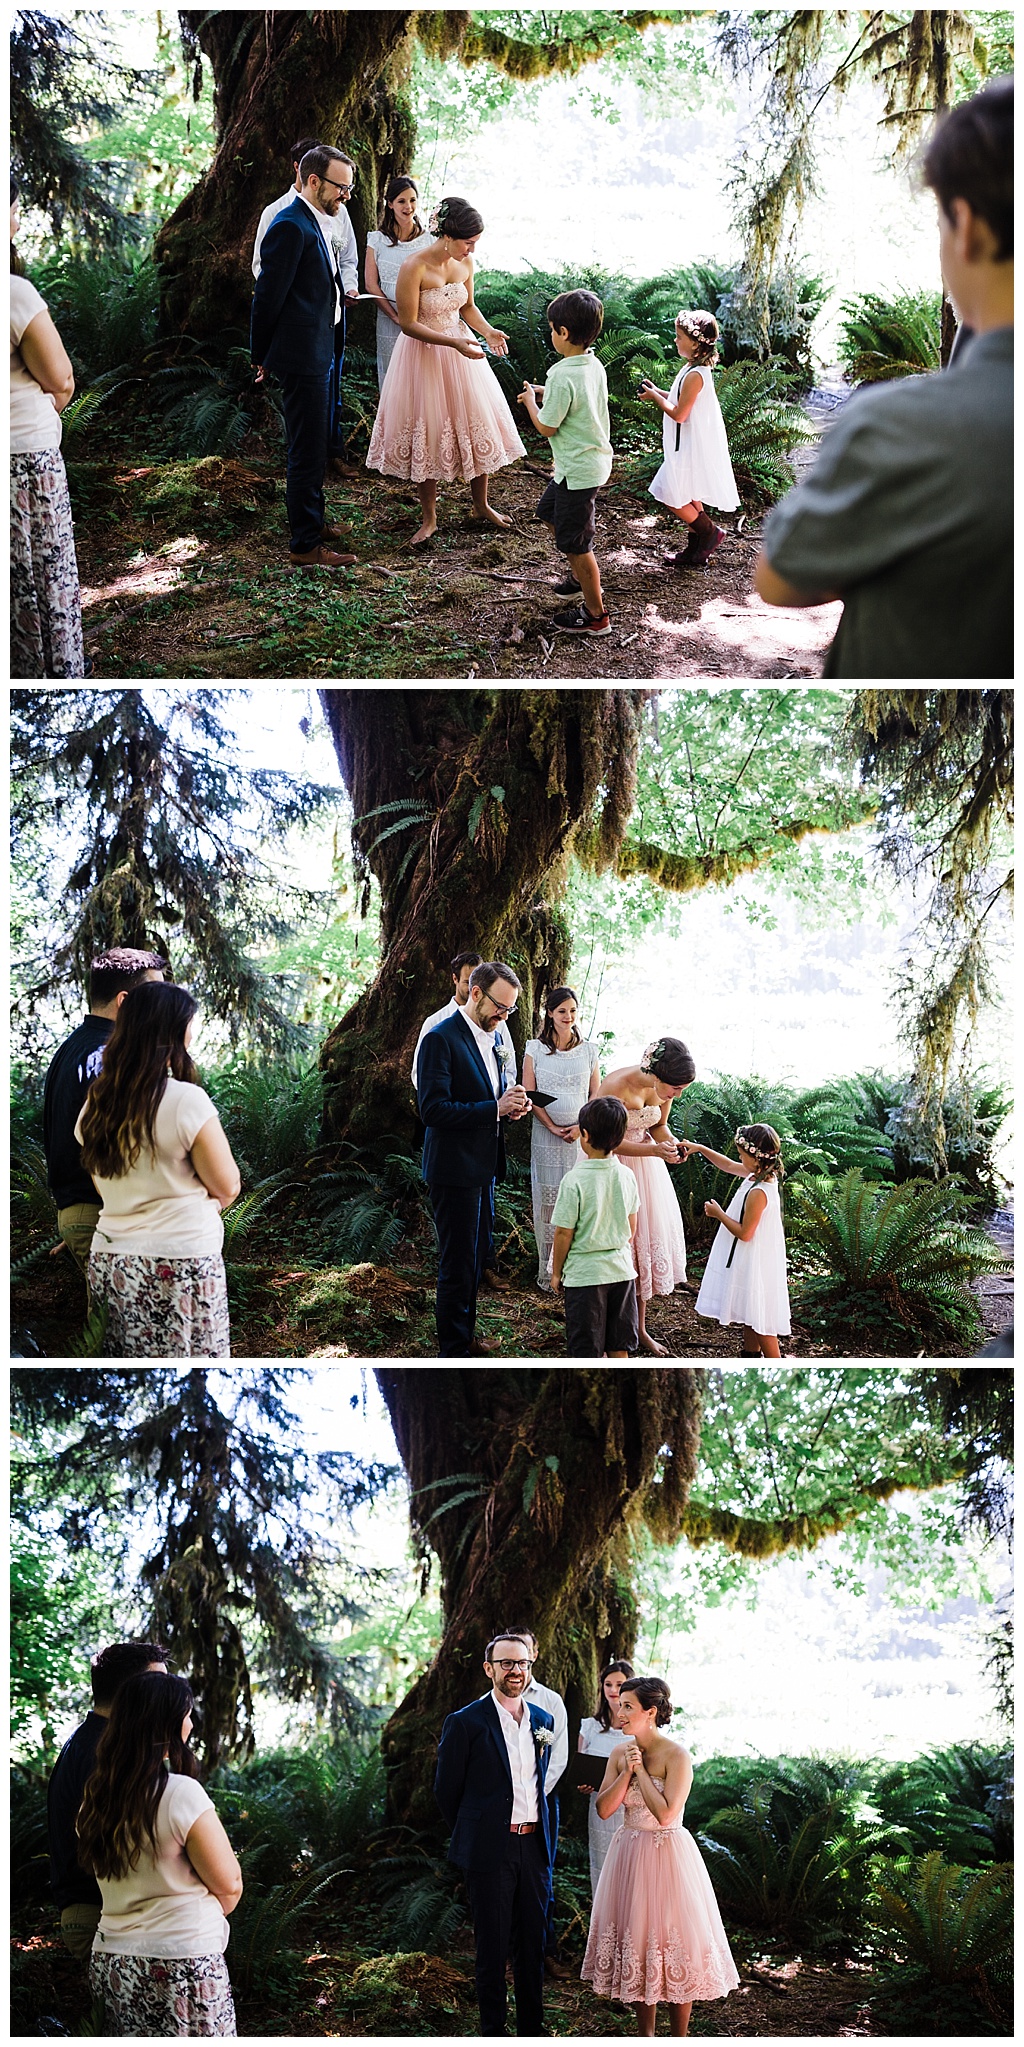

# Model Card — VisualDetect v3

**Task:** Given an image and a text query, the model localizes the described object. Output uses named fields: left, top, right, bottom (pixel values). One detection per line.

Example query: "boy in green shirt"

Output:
left=518, top=289, right=613, bottom=637
left=550, top=1096, right=639, bottom=1357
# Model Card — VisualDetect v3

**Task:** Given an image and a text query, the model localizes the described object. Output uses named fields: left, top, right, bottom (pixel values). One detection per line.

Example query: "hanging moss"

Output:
left=680, top=1462, right=966, bottom=1559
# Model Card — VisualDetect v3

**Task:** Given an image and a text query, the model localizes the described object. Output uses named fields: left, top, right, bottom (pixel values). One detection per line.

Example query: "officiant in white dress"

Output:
left=523, top=987, right=601, bottom=1293
left=577, top=1659, right=635, bottom=1894
left=364, top=175, right=435, bottom=389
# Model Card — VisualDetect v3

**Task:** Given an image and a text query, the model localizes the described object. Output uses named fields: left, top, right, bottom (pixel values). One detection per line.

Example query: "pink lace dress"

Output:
left=365, top=281, right=525, bottom=482
left=622, top=1106, right=688, bottom=1301
left=581, top=1775, right=739, bottom=2007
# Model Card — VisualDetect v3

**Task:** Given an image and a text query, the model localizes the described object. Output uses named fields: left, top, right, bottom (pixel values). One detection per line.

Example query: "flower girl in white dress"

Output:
left=684, top=1123, right=790, bottom=1357
left=638, top=308, right=739, bottom=569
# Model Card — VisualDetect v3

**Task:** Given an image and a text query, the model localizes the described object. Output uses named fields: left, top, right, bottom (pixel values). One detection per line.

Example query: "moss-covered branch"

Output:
left=680, top=1466, right=965, bottom=1559
left=455, top=11, right=684, bottom=80
left=611, top=811, right=874, bottom=893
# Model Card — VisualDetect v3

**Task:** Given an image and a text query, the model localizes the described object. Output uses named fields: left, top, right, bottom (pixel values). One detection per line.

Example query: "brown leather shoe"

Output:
left=319, top=522, right=351, bottom=544
left=467, top=1338, right=496, bottom=1356
left=288, top=544, right=357, bottom=568
left=481, top=1267, right=510, bottom=1292
left=327, top=456, right=363, bottom=480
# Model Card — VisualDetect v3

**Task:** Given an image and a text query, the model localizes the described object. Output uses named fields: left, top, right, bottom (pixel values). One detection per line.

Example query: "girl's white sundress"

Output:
left=695, top=1173, right=791, bottom=1337
left=649, top=364, right=740, bottom=512
left=526, top=1036, right=599, bottom=1289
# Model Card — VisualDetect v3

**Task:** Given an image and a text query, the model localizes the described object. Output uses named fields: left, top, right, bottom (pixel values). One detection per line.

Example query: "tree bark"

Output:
left=316, top=689, right=646, bottom=1145
left=157, top=10, right=422, bottom=338
left=374, top=1368, right=704, bottom=1831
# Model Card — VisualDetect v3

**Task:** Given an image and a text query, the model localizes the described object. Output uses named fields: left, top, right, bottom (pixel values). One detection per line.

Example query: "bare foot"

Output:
left=472, top=505, right=512, bottom=529
left=639, top=1330, right=670, bottom=1357
left=411, top=521, right=436, bottom=546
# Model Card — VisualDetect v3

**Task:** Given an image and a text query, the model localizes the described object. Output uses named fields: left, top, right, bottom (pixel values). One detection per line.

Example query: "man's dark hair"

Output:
left=470, top=961, right=521, bottom=997
left=88, top=948, right=168, bottom=1008
left=484, top=1631, right=532, bottom=1664
left=290, top=135, right=321, bottom=168
left=922, top=77, right=1013, bottom=259
left=299, top=145, right=352, bottom=186
left=547, top=288, right=604, bottom=347
left=451, top=949, right=483, bottom=975
left=90, top=1640, right=170, bottom=1709
left=579, top=1094, right=628, bottom=1154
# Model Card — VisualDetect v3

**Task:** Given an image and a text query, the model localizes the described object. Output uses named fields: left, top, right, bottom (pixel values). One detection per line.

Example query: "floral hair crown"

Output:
left=640, top=1040, right=666, bottom=1073
left=734, top=1125, right=782, bottom=1161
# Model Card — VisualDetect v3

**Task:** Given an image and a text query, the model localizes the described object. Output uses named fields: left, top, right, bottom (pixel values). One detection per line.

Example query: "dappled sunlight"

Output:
left=644, top=589, right=843, bottom=667
left=81, top=535, right=206, bottom=608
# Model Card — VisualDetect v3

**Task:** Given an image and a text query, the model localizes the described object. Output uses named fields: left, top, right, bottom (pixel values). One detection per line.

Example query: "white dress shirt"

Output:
left=411, top=998, right=516, bottom=1091
left=524, top=1677, right=568, bottom=1794
left=490, top=1692, right=540, bottom=1824
left=252, top=185, right=359, bottom=298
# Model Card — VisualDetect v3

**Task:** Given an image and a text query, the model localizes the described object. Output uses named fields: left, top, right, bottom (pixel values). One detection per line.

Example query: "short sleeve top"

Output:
left=536, top=352, right=613, bottom=490
left=93, top=1773, right=228, bottom=1957
left=10, top=274, right=63, bottom=453
left=365, top=227, right=434, bottom=304
left=75, top=1077, right=226, bottom=1256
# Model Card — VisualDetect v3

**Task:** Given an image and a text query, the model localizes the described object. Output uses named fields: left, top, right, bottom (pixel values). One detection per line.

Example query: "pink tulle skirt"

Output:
left=582, top=1825, right=740, bottom=2006
left=366, top=329, right=525, bottom=483
left=624, top=1152, right=688, bottom=1301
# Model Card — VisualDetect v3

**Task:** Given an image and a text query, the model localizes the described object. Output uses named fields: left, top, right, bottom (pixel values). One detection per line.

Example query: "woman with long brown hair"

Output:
left=364, top=174, right=434, bottom=389
left=77, top=1671, right=242, bottom=2035
left=76, top=980, right=241, bottom=1356
left=576, top=1657, right=635, bottom=1894
left=523, top=986, right=601, bottom=1291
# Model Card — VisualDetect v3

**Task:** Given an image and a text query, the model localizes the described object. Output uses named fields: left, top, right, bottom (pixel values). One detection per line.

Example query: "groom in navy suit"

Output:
left=250, top=144, right=357, bottom=568
left=435, top=1632, right=554, bottom=2037
left=417, top=962, right=531, bottom=1357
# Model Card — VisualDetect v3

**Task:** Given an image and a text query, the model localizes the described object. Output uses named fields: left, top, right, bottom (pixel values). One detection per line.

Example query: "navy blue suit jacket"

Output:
left=418, top=1010, right=508, bottom=1189
left=250, top=196, right=338, bottom=377
left=435, top=1694, right=554, bottom=1873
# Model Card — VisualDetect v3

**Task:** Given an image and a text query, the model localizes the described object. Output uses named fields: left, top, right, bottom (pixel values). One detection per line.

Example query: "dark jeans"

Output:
left=276, top=367, right=331, bottom=553
left=430, top=1182, right=490, bottom=1356
left=464, top=1830, right=548, bottom=2036
left=328, top=300, right=348, bottom=459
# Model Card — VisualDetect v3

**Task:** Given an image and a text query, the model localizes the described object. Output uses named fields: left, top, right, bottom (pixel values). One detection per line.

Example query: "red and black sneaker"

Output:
left=552, top=602, right=612, bottom=637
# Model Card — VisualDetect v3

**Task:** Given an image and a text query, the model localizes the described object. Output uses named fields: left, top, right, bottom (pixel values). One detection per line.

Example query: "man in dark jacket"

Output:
left=251, top=144, right=359, bottom=568
left=416, top=962, right=531, bottom=1356
left=47, top=1639, right=168, bottom=1957
left=435, top=1633, right=554, bottom=2037
left=42, top=947, right=167, bottom=1273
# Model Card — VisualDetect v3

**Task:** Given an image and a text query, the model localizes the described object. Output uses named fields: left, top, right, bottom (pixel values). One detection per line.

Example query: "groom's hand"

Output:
left=499, top=1083, right=530, bottom=1119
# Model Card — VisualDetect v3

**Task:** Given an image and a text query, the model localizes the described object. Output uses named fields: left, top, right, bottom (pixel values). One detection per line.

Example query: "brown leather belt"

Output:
left=509, top=1821, right=538, bottom=1834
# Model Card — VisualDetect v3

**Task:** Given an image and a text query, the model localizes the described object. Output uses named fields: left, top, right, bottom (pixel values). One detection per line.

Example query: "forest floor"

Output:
left=14, top=1222, right=994, bottom=1362
left=72, top=449, right=840, bottom=684
left=11, top=1909, right=987, bottom=2038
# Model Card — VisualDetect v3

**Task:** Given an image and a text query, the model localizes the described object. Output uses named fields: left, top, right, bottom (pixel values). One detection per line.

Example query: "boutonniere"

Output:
left=532, top=1724, right=554, bottom=1750
left=494, top=1038, right=511, bottom=1085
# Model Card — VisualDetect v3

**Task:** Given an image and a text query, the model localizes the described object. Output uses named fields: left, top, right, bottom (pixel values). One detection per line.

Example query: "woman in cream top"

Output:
left=10, top=177, right=85, bottom=676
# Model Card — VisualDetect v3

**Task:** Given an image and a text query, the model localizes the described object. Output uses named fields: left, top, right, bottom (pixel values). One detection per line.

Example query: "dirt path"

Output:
left=75, top=443, right=841, bottom=683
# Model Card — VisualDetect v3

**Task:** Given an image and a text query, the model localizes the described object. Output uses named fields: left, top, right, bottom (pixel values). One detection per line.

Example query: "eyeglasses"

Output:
left=493, top=1658, right=533, bottom=1671
left=321, top=174, right=354, bottom=196
left=485, top=999, right=517, bottom=1018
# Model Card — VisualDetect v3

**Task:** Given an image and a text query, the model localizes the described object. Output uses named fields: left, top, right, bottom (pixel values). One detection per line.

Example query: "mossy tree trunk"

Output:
left=374, top=1368, right=704, bottom=1831
left=157, top=9, right=424, bottom=338
left=317, top=689, right=646, bottom=1146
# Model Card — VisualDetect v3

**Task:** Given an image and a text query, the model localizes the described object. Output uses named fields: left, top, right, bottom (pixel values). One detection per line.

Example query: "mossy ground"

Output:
left=71, top=452, right=841, bottom=682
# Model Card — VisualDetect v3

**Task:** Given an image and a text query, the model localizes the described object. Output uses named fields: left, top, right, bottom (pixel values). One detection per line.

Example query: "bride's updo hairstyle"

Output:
left=619, top=1676, right=673, bottom=1726
left=640, top=1037, right=696, bottom=1087
left=432, top=196, right=484, bottom=240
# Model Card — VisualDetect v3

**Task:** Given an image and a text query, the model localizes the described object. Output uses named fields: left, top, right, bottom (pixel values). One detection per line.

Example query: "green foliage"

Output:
left=712, top=358, right=816, bottom=507
left=10, top=1533, right=98, bottom=1749
left=11, top=1135, right=59, bottom=1263
left=669, top=1072, right=831, bottom=1229
left=214, top=1740, right=385, bottom=1870
left=865, top=1851, right=1013, bottom=2026
left=26, top=248, right=160, bottom=385
left=205, top=1057, right=323, bottom=1186
left=789, top=1169, right=1003, bottom=1353
left=696, top=1755, right=898, bottom=1947
left=11, top=9, right=152, bottom=249
left=838, top=289, right=941, bottom=383
left=873, top=1746, right=1014, bottom=1868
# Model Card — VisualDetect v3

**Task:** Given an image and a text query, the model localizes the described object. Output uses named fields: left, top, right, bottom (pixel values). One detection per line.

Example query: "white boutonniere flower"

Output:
left=495, top=1039, right=511, bottom=1086
left=533, top=1724, right=554, bottom=1750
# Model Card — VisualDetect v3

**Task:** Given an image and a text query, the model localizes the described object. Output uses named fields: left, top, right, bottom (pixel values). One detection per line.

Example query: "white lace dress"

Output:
left=579, top=1718, right=627, bottom=1895
left=365, top=227, right=434, bottom=388
left=527, top=1037, right=599, bottom=1290
left=581, top=1775, right=740, bottom=2006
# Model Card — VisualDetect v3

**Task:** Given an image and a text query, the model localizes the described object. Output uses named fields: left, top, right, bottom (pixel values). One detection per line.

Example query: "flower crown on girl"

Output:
left=675, top=309, right=720, bottom=366
left=734, top=1124, right=785, bottom=1180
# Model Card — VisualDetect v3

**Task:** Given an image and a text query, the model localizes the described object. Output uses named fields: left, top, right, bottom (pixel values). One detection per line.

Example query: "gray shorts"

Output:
left=564, top=1278, right=638, bottom=1356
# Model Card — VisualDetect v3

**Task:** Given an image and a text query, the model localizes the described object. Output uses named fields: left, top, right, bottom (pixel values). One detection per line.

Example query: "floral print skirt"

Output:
left=10, top=447, right=85, bottom=677
left=90, top=1951, right=236, bottom=2036
left=89, top=1251, right=231, bottom=1358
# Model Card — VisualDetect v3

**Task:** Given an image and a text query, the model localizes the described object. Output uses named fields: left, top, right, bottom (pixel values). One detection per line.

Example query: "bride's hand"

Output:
left=453, top=335, right=485, bottom=358
left=625, top=1741, right=643, bottom=1773
left=487, top=327, right=510, bottom=357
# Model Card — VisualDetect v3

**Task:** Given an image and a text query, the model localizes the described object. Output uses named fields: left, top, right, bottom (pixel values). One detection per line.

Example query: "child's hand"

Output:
left=678, top=1140, right=699, bottom=1160
left=705, top=1199, right=723, bottom=1220
left=518, top=381, right=538, bottom=408
left=637, top=380, right=661, bottom=402
left=551, top=1273, right=564, bottom=1293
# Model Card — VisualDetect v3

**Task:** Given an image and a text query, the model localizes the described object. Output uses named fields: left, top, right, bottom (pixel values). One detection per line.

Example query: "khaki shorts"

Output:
left=60, top=1901, right=101, bottom=1960
left=57, top=1203, right=101, bottom=1274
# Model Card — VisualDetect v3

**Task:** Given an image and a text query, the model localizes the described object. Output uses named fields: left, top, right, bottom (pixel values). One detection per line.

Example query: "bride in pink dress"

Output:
left=365, top=194, right=525, bottom=545
left=582, top=1676, right=739, bottom=2037
left=599, top=1037, right=692, bottom=1355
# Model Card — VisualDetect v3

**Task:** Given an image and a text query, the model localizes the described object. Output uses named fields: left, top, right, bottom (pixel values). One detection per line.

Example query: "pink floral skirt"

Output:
left=89, top=1951, right=236, bottom=2035
left=582, top=1824, right=739, bottom=2006
left=366, top=329, right=525, bottom=482
left=88, top=1252, right=231, bottom=1358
